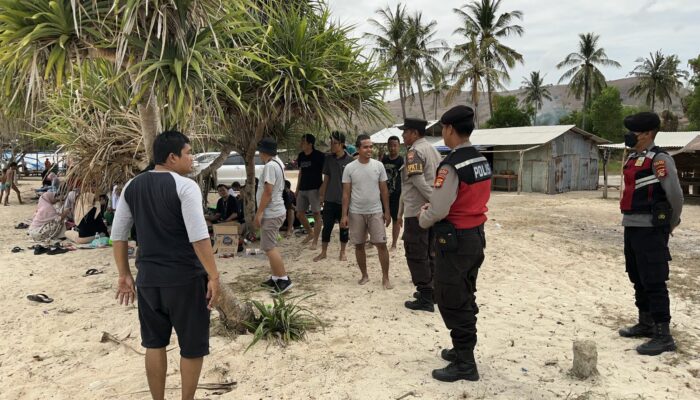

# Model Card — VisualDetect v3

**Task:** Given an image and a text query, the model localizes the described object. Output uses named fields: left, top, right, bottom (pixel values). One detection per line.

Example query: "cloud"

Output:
left=327, top=0, right=700, bottom=97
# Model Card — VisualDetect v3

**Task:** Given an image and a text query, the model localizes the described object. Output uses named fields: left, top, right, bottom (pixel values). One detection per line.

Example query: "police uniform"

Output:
left=399, top=118, right=442, bottom=312
left=618, top=112, right=683, bottom=356
left=419, top=106, right=491, bottom=382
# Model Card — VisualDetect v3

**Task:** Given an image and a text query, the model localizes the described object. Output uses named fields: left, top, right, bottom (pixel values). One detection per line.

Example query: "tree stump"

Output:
left=215, top=284, right=254, bottom=334
left=571, top=340, right=598, bottom=379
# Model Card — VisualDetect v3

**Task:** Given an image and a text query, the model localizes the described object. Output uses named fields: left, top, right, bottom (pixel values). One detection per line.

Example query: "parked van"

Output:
left=192, top=152, right=266, bottom=186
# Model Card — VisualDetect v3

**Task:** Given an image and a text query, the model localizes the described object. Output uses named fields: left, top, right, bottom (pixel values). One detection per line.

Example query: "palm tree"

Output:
left=365, top=4, right=411, bottom=119
left=446, top=36, right=505, bottom=127
left=628, top=51, right=689, bottom=111
left=425, top=65, right=451, bottom=120
left=521, top=71, right=552, bottom=125
left=453, top=0, right=524, bottom=118
left=404, top=12, right=448, bottom=120
left=557, top=33, right=621, bottom=130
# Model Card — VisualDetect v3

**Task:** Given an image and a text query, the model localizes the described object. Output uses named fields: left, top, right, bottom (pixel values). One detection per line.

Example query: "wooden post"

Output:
left=602, top=148, right=609, bottom=199
left=517, top=150, right=524, bottom=195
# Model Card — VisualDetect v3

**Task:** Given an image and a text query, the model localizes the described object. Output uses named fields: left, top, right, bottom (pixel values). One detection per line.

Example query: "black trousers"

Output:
left=624, top=226, right=671, bottom=323
left=434, top=225, right=485, bottom=352
left=321, top=201, right=349, bottom=243
left=403, top=217, right=435, bottom=295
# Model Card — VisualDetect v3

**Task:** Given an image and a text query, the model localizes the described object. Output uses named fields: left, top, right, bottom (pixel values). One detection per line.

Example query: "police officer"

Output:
left=399, top=117, right=442, bottom=312
left=418, top=106, right=491, bottom=382
left=618, top=112, right=683, bottom=356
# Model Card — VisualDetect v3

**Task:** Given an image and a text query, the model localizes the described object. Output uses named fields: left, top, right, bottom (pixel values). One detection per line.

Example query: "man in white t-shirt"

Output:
left=341, top=134, right=393, bottom=289
left=255, top=137, right=293, bottom=294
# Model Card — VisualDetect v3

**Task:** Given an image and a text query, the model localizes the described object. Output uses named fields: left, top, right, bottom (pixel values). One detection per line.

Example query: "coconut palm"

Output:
left=425, top=65, right=451, bottom=120
left=446, top=36, right=505, bottom=127
left=557, top=33, right=621, bottom=129
left=453, top=0, right=524, bottom=117
left=521, top=71, right=552, bottom=125
left=365, top=4, right=411, bottom=119
left=404, top=12, right=448, bottom=120
left=628, top=51, right=689, bottom=111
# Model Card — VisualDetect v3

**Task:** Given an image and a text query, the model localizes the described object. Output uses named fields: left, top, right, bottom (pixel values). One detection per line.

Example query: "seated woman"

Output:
left=65, top=194, right=109, bottom=244
left=28, top=192, right=65, bottom=243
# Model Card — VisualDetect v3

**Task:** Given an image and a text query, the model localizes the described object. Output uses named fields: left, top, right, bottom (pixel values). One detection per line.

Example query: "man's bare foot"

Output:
left=358, top=276, right=369, bottom=285
left=390, top=245, right=397, bottom=252
left=338, top=252, right=347, bottom=261
left=301, top=235, right=313, bottom=244
left=382, top=279, right=393, bottom=290
left=313, top=253, right=327, bottom=262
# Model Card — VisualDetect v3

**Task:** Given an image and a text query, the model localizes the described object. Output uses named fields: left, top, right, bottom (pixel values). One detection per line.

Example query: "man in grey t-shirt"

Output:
left=341, top=134, right=392, bottom=289
left=255, top=137, right=293, bottom=294
left=314, top=131, right=353, bottom=262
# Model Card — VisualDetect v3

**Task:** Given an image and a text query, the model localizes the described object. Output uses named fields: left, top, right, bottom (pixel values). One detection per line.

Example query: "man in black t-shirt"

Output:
left=382, top=135, right=404, bottom=251
left=111, top=130, right=221, bottom=400
left=206, top=184, right=241, bottom=225
left=295, top=134, right=325, bottom=249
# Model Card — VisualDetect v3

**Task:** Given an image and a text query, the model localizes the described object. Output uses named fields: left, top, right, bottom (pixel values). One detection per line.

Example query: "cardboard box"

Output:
left=212, top=222, right=240, bottom=256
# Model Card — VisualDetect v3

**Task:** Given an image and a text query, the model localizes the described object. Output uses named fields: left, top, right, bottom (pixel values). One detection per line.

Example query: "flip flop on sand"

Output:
left=33, top=246, right=48, bottom=255
left=84, top=268, right=103, bottom=276
left=14, top=223, right=29, bottom=229
left=11, top=246, right=24, bottom=253
left=47, top=247, right=69, bottom=255
left=27, top=293, right=54, bottom=303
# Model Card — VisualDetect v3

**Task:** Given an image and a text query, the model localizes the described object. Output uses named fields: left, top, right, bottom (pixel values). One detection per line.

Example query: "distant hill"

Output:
left=350, top=77, right=688, bottom=134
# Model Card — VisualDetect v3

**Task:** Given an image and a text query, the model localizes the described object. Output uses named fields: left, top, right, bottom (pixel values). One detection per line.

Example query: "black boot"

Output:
left=619, top=311, right=654, bottom=338
left=405, top=291, right=434, bottom=312
left=432, top=350, right=479, bottom=382
left=440, top=348, right=457, bottom=362
left=636, top=323, right=676, bottom=356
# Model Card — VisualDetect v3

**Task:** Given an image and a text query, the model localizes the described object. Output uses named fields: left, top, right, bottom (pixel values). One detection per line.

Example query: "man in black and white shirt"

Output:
left=111, top=130, right=221, bottom=400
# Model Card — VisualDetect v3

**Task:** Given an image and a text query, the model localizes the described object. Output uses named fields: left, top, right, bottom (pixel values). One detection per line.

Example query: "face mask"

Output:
left=624, top=132, right=638, bottom=148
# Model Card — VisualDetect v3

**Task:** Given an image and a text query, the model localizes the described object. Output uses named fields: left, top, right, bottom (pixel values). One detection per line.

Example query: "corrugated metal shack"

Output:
left=435, top=125, right=609, bottom=194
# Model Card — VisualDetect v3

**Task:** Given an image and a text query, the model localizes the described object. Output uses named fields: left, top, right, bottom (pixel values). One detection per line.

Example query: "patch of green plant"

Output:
left=244, top=293, right=323, bottom=351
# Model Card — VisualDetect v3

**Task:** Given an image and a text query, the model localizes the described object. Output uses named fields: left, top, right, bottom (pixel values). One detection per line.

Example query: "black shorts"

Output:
left=389, top=193, right=401, bottom=221
left=137, top=276, right=210, bottom=358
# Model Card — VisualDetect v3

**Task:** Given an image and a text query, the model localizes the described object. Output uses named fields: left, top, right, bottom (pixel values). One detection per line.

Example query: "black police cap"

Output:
left=624, top=112, right=660, bottom=133
left=397, top=117, right=428, bottom=132
left=440, top=105, right=475, bottom=126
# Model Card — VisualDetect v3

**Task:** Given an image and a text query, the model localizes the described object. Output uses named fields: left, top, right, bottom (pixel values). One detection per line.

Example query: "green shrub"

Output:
left=244, top=293, right=323, bottom=351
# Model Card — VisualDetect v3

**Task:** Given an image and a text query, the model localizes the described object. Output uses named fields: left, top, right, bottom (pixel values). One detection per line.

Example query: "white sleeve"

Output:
left=263, top=163, right=278, bottom=185
left=378, top=161, right=388, bottom=182
left=174, top=174, right=210, bottom=243
left=342, top=163, right=352, bottom=183
left=110, top=180, right=134, bottom=241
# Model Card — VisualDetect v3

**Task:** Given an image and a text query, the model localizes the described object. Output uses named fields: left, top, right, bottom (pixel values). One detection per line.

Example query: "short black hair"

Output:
left=153, top=130, right=190, bottom=165
left=356, top=134, right=371, bottom=148
left=330, top=131, right=346, bottom=144
left=387, top=135, right=400, bottom=144
left=231, top=182, right=241, bottom=189
left=217, top=184, right=228, bottom=190
left=285, top=180, right=291, bottom=189
left=9, top=161, right=18, bottom=168
left=302, top=134, right=316, bottom=146
left=98, top=194, right=109, bottom=202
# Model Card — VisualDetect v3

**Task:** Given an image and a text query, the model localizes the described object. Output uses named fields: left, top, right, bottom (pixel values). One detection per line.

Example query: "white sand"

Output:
left=1, top=180, right=699, bottom=399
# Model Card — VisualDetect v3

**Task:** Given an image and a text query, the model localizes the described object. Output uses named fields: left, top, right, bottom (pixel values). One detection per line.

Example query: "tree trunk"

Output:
left=138, top=92, right=162, bottom=164
left=194, top=144, right=235, bottom=206
left=487, top=79, right=494, bottom=118
left=417, top=76, right=427, bottom=120
left=240, top=123, right=267, bottom=237
left=651, top=86, right=656, bottom=112
left=398, top=78, right=407, bottom=120
left=434, top=91, right=438, bottom=120
left=215, top=284, right=254, bottom=334
left=471, top=80, right=479, bottom=127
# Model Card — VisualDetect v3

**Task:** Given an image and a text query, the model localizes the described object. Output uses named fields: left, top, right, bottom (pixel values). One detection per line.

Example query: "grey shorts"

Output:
left=296, top=189, right=321, bottom=213
left=261, top=215, right=286, bottom=251
left=349, top=212, right=387, bottom=245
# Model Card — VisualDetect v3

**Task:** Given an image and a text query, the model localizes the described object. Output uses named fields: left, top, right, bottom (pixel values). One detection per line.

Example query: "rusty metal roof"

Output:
left=431, top=125, right=608, bottom=147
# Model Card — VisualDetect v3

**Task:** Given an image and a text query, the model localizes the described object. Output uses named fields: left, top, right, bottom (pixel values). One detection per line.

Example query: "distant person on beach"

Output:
left=340, top=134, right=392, bottom=289
left=256, top=137, right=293, bottom=294
left=313, top=131, right=352, bottom=262
left=283, top=180, right=297, bottom=237
left=418, top=106, right=491, bottom=382
left=381, top=135, right=404, bottom=251
left=111, top=130, right=221, bottom=400
left=205, top=184, right=241, bottom=225
left=2, top=162, right=23, bottom=206
left=294, top=134, right=325, bottom=248
left=617, top=112, right=683, bottom=356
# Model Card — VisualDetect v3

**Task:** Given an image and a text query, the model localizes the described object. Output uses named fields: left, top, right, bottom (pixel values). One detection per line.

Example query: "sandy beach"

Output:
left=1, top=179, right=699, bottom=400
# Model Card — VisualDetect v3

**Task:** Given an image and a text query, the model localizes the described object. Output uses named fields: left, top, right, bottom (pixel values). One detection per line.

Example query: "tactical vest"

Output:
left=620, top=146, right=668, bottom=214
left=439, top=146, right=492, bottom=229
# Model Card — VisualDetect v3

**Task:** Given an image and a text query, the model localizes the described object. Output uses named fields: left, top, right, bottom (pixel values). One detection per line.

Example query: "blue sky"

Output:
left=327, top=0, right=700, bottom=98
